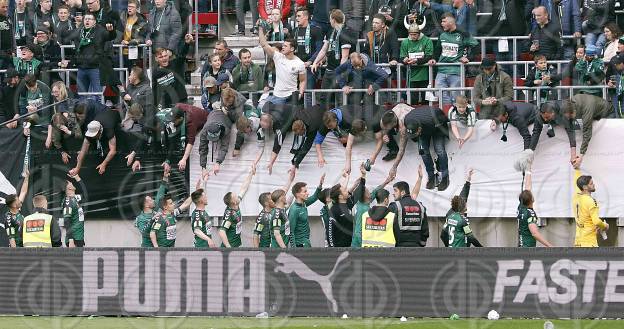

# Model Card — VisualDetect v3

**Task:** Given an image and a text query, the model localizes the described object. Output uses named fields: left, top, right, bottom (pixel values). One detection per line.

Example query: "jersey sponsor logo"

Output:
left=441, top=42, right=459, bottom=58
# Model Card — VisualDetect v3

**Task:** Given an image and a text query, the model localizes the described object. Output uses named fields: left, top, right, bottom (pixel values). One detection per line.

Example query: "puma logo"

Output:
left=274, top=251, right=349, bottom=313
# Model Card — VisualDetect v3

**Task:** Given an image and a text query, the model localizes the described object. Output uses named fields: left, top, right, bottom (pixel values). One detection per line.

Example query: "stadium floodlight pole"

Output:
left=0, top=99, right=69, bottom=128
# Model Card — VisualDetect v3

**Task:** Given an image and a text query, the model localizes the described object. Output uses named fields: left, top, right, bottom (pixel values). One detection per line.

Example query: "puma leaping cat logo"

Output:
left=274, top=251, right=349, bottom=313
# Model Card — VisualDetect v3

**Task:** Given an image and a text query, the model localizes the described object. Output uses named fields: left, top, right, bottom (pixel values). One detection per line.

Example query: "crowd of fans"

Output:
left=0, top=0, right=619, bottom=249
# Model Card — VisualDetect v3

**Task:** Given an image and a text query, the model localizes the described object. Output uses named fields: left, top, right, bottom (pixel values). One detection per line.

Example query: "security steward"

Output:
left=388, top=181, right=429, bottom=247
left=361, top=189, right=399, bottom=247
left=22, top=195, right=62, bottom=247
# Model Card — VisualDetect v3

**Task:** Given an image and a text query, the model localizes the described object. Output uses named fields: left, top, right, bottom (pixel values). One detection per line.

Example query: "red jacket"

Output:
left=175, top=103, right=208, bottom=146
left=258, top=0, right=292, bottom=20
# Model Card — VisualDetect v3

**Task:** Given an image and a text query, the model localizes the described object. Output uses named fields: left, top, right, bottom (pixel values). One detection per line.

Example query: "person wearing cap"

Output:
left=0, top=69, right=24, bottom=126
left=608, top=54, right=624, bottom=118
left=69, top=109, right=122, bottom=177
left=389, top=105, right=450, bottom=191
left=198, top=107, right=235, bottom=177
left=400, top=23, right=433, bottom=105
left=575, top=44, right=605, bottom=96
left=18, top=74, right=51, bottom=125
left=561, top=94, right=613, bottom=168
left=201, top=75, right=222, bottom=112
left=472, top=57, right=513, bottom=120
left=34, top=25, right=62, bottom=84
left=491, top=101, right=536, bottom=150
left=12, top=43, right=42, bottom=77
left=529, top=101, right=574, bottom=162
left=152, top=33, right=194, bottom=110
left=528, top=6, right=561, bottom=60
left=428, top=13, right=478, bottom=108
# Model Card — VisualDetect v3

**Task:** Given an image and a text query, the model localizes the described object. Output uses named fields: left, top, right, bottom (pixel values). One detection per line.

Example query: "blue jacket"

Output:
left=335, top=54, right=389, bottom=90
left=559, top=0, right=582, bottom=35
left=430, top=2, right=477, bottom=36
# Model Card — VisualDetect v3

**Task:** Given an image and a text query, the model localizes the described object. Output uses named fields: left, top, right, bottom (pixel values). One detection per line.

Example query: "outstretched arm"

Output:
left=238, top=165, right=257, bottom=200
left=17, top=170, right=30, bottom=204
left=388, top=130, right=408, bottom=179
left=525, top=169, right=532, bottom=191
left=369, top=132, right=384, bottom=165
left=529, top=223, right=552, bottom=247
left=410, top=165, right=423, bottom=200
left=258, top=26, right=276, bottom=58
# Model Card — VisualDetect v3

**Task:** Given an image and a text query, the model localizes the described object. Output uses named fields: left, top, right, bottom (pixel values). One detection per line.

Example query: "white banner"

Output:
left=190, top=119, right=624, bottom=218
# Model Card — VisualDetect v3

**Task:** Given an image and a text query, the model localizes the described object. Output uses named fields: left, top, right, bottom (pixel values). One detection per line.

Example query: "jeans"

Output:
left=417, top=132, right=448, bottom=178
left=434, top=73, right=461, bottom=108
left=584, top=32, right=606, bottom=50
left=265, top=94, right=289, bottom=105
left=236, top=0, right=258, bottom=33
left=77, top=68, right=102, bottom=102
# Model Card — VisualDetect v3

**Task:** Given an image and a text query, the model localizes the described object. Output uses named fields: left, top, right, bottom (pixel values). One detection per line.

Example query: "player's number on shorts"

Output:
left=449, top=226, right=456, bottom=244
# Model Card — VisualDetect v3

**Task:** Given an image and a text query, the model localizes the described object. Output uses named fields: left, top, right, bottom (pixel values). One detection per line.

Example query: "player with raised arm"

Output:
left=63, top=175, right=86, bottom=247
left=441, top=169, right=483, bottom=248
left=5, top=170, right=30, bottom=248
left=191, top=178, right=216, bottom=248
left=517, top=168, right=553, bottom=247
left=149, top=187, right=193, bottom=248
left=270, top=170, right=298, bottom=248
left=219, top=165, right=257, bottom=248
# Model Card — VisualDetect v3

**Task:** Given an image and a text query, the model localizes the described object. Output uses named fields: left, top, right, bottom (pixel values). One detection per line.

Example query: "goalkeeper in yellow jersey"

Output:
left=573, top=170, right=609, bottom=247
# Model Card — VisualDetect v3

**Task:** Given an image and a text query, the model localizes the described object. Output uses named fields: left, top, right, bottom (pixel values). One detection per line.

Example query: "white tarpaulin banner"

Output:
left=190, top=119, right=624, bottom=218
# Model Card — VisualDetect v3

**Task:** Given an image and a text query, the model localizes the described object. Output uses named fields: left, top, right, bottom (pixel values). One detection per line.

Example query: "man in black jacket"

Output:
left=528, top=6, right=561, bottom=60
left=492, top=102, right=536, bottom=150
left=152, top=34, right=193, bottom=110
left=260, top=103, right=296, bottom=174
left=388, top=180, right=429, bottom=247
left=328, top=180, right=356, bottom=247
left=34, top=25, right=62, bottom=85
left=290, top=104, right=326, bottom=171
left=63, top=12, right=116, bottom=101
left=0, top=69, right=24, bottom=125
left=363, top=13, right=399, bottom=66
left=530, top=101, right=576, bottom=156
left=85, top=0, right=122, bottom=94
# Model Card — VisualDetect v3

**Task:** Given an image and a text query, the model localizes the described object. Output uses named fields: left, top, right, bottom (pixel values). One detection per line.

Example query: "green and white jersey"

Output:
left=270, top=207, right=290, bottom=248
left=5, top=211, right=25, bottom=247
left=63, top=195, right=85, bottom=243
left=191, top=209, right=213, bottom=247
left=254, top=209, right=273, bottom=248
left=437, top=30, right=478, bottom=75
left=445, top=212, right=472, bottom=248
left=517, top=205, right=538, bottom=247
left=151, top=212, right=177, bottom=247
left=220, top=204, right=242, bottom=248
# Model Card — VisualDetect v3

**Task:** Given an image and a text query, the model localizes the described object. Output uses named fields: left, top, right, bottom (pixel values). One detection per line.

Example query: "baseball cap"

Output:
left=204, top=122, right=223, bottom=141
left=204, top=76, right=217, bottom=88
left=36, top=25, right=50, bottom=34
left=585, top=44, right=599, bottom=56
left=481, top=57, right=496, bottom=68
left=4, top=68, right=19, bottom=80
left=85, top=120, right=102, bottom=138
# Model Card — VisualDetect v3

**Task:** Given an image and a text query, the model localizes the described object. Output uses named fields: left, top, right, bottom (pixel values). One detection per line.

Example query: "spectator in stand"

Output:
left=0, top=69, right=26, bottom=126
left=146, top=0, right=182, bottom=55
left=420, top=0, right=477, bottom=36
left=14, top=0, right=34, bottom=47
left=529, top=6, right=561, bottom=60
left=34, top=26, right=62, bottom=85
left=233, top=0, right=260, bottom=36
left=122, top=66, right=153, bottom=129
left=85, top=0, right=122, bottom=96
left=12, top=43, right=42, bottom=78
left=258, top=0, right=290, bottom=24
left=201, top=40, right=240, bottom=82
left=258, top=28, right=306, bottom=105
left=564, top=44, right=585, bottom=87
left=340, top=0, right=365, bottom=38
left=311, top=0, right=338, bottom=36
left=576, top=44, right=605, bottom=96
left=54, top=4, right=75, bottom=43
left=50, top=111, right=83, bottom=163
left=335, top=52, right=389, bottom=107
left=311, top=9, right=355, bottom=107
left=448, top=95, right=476, bottom=148
left=261, top=8, right=288, bottom=42
left=18, top=74, right=51, bottom=125
left=472, top=58, right=512, bottom=120
left=290, top=7, right=323, bottom=108
left=34, top=0, right=54, bottom=31
left=50, top=81, right=78, bottom=114
left=582, top=0, right=615, bottom=50
left=366, top=0, right=408, bottom=39
left=65, top=0, right=85, bottom=18
left=74, top=99, right=107, bottom=132
left=69, top=109, right=123, bottom=176
left=232, top=48, right=264, bottom=104
left=524, top=54, right=560, bottom=103
left=602, top=23, right=621, bottom=63
left=202, top=53, right=232, bottom=87
left=491, top=102, right=537, bottom=150
left=118, top=0, right=148, bottom=68
left=608, top=55, right=624, bottom=118
left=400, top=23, right=433, bottom=105
left=563, top=94, right=614, bottom=168
left=363, top=14, right=399, bottom=67
left=62, top=12, right=115, bottom=101
left=199, top=107, right=235, bottom=176
left=549, top=0, right=582, bottom=59
left=487, top=0, right=527, bottom=61
left=525, top=0, right=560, bottom=32
left=429, top=14, right=477, bottom=108
left=0, top=0, right=11, bottom=70
left=152, top=34, right=193, bottom=110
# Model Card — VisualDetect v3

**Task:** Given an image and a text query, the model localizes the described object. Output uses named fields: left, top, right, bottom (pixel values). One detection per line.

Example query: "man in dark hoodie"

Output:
left=198, top=107, right=234, bottom=178
left=388, top=180, right=429, bottom=247
left=289, top=104, right=327, bottom=171
left=491, top=101, right=537, bottom=150
left=360, top=189, right=398, bottom=248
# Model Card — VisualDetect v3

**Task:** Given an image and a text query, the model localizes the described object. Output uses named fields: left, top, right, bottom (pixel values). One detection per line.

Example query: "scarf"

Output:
left=77, top=27, right=93, bottom=52
left=296, top=24, right=311, bottom=54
